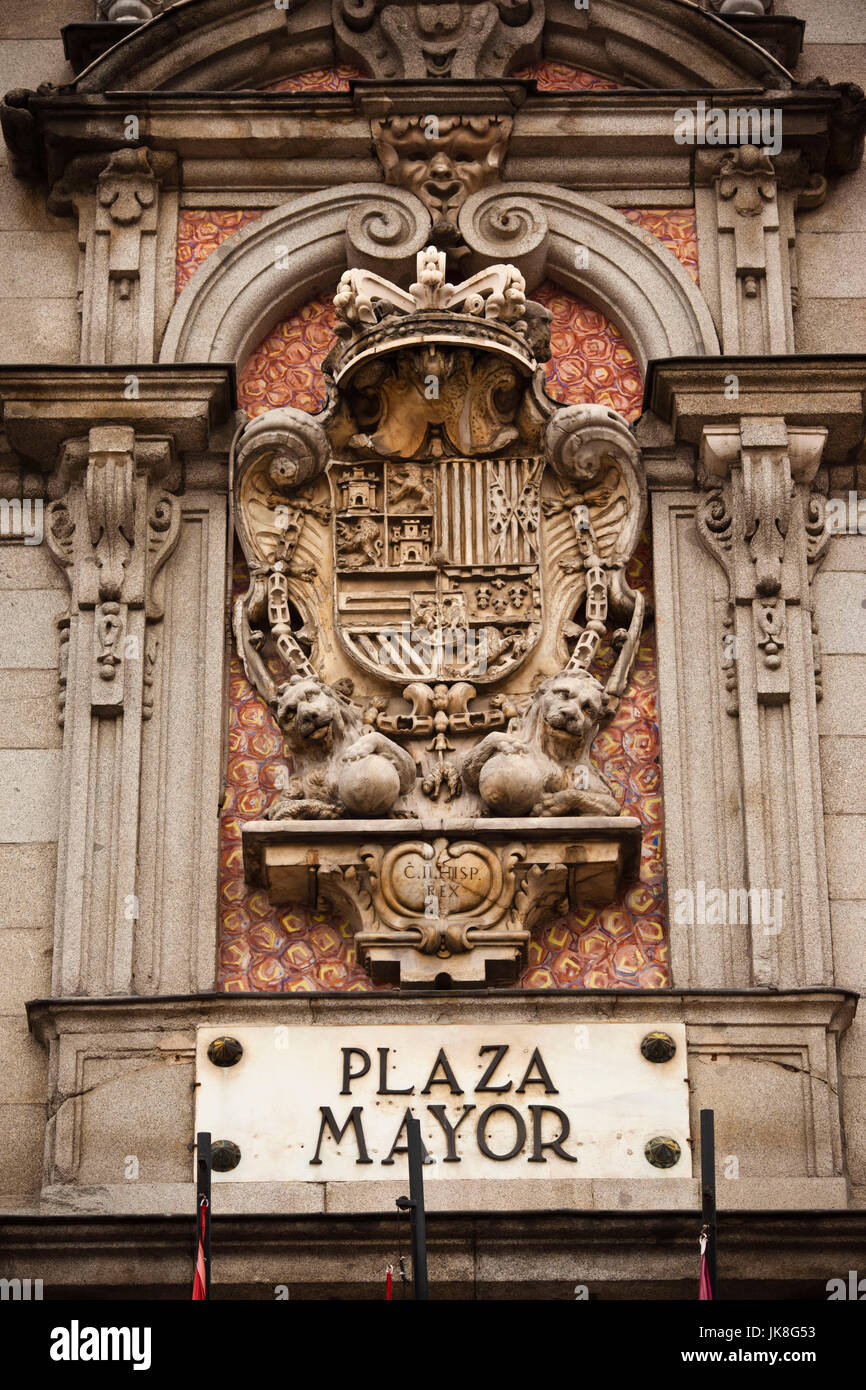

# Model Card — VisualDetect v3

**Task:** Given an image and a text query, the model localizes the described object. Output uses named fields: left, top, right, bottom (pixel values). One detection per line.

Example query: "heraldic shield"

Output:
left=330, top=455, right=543, bottom=685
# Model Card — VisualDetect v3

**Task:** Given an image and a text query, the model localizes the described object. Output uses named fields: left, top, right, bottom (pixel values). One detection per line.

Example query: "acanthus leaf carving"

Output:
left=741, top=445, right=793, bottom=598
left=45, top=426, right=182, bottom=718
left=697, top=421, right=829, bottom=710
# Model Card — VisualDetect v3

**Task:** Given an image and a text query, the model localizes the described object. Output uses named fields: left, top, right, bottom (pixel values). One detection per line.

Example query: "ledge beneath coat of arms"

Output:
left=242, top=815, right=642, bottom=985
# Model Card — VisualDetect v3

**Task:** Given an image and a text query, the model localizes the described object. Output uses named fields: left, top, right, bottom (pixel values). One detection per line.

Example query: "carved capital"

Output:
left=718, top=144, right=776, bottom=219
left=716, top=144, right=779, bottom=284
left=45, top=426, right=181, bottom=715
left=97, top=148, right=157, bottom=227
left=697, top=419, right=828, bottom=705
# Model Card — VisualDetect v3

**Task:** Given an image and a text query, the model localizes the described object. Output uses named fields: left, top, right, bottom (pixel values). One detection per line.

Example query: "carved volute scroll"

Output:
left=235, top=243, right=647, bottom=984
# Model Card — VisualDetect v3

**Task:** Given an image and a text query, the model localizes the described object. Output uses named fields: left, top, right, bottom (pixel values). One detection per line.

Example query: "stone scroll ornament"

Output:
left=234, top=243, right=647, bottom=984
left=332, top=0, right=544, bottom=81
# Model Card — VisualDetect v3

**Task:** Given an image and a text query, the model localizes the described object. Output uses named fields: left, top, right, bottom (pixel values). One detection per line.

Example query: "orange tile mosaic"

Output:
left=175, top=210, right=265, bottom=299
left=533, top=282, right=644, bottom=421
left=512, top=61, right=622, bottom=91
left=624, top=208, right=700, bottom=285
left=260, top=66, right=365, bottom=92
left=237, top=295, right=339, bottom=417
left=257, top=62, right=617, bottom=92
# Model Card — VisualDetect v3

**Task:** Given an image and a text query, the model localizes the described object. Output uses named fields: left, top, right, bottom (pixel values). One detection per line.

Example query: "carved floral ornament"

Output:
left=235, top=245, right=647, bottom=984
left=45, top=426, right=180, bottom=720
left=333, top=0, right=544, bottom=80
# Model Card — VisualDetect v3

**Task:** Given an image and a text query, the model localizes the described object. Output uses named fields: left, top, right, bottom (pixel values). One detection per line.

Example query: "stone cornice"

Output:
left=5, top=1209, right=866, bottom=1296
left=25, top=987, right=858, bottom=1045
left=0, top=364, right=236, bottom=467
left=640, top=355, right=866, bottom=462
left=4, top=86, right=861, bottom=192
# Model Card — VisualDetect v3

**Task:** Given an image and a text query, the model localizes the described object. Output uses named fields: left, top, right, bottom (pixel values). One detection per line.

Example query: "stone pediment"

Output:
left=65, top=0, right=790, bottom=94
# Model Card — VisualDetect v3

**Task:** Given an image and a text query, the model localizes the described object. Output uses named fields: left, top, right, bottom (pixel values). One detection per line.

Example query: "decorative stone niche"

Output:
left=233, top=242, right=650, bottom=985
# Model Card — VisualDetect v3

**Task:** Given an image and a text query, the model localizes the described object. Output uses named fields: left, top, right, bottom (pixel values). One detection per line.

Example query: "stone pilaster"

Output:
left=45, top=425, right=181, bottom=996
left=640, top=356, right=866, bottom=990
left=695, top=149, right=828, bottom=356
left=695, top=416, right=831, bottom=987
left=0, top=367, right=234, bottom=998
left=50, top=148, right=178, bottom=366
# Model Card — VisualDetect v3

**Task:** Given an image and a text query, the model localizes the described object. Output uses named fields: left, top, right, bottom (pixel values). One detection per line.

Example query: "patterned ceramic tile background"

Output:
left=511, top=61, right=622, bottom=90
left=262, top=65, right=364, bottom=92
left=259, top=62, right=621, bottom=93
left=174, top=84, right=701, bottom=991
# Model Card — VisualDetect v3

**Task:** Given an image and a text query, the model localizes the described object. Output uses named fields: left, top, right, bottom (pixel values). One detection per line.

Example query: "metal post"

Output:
left=396, top=1115, right=429, bottom=1300
left=196, top=1130, right=212, bottom=1301
left=700, top=1108, right=717, bottom=1300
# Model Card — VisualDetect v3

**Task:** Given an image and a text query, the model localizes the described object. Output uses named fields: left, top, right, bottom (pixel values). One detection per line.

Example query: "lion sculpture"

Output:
left=266, top=675, right=416, bottom=819
left=461, top=668, right=619, bottom=818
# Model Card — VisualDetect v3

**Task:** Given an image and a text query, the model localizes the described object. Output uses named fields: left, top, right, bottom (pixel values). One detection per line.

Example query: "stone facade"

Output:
left=0, top=0, right=865, bottom=1299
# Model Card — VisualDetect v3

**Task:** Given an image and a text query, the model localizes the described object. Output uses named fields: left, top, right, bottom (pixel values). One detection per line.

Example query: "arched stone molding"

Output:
left=75, top=0, right=334, bottom=94
left=161, top=182, right=718, bottom=369
left=459, top=185, right=720, bottom=368
left=74, top=0, right=787, bottom=94
left=159, top=185, right=432, bottom=366
left=542, top=0, right=789, bottom=90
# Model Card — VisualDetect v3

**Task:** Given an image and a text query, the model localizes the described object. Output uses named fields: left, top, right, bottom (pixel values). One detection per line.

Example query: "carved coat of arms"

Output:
left=234, top=247, right=648, bottom=984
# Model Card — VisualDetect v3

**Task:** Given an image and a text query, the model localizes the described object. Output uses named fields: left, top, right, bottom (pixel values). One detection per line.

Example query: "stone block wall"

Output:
left=816, top=530, right=866, bottom=1203
left=787, top=2, right=866, bottom=352
left=0, top=541, right=64, bottom=1205
left=0, top=8, right=86, bottom=365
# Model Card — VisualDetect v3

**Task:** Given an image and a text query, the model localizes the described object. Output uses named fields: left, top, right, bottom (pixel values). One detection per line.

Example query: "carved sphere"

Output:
left=339, top=754, right=401, bottom=816
left=478, top=751, right=544, bottom=817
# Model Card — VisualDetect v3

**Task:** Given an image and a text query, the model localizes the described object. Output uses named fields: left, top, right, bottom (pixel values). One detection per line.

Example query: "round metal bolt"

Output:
left=640, top=1031, right=677, bottom=1064
left=644, top=1136, right=681, bottom=1169
left=211, top=1140, right=242, bottom=1173
left=207, top=1036, right=244, bottom=1068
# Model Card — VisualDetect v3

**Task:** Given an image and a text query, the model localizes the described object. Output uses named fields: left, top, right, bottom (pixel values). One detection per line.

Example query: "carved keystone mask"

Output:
left=373, top=115, right=513, bottom=243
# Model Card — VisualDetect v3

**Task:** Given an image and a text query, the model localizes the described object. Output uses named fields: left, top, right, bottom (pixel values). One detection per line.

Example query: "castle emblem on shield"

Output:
left=331, top=455, right=543, bottom=684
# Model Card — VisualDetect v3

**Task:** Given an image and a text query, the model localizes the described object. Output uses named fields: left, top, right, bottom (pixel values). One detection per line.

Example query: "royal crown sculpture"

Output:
left=235, top=247, right=648, bottom=985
